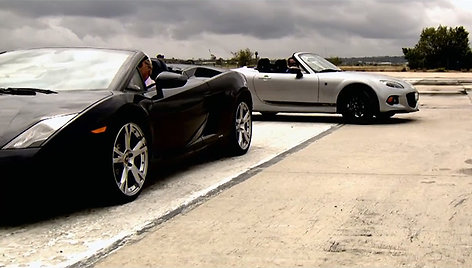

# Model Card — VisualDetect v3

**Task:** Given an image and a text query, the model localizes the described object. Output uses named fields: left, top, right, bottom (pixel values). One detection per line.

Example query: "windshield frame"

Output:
left=297, top=52, right=342, bottom=73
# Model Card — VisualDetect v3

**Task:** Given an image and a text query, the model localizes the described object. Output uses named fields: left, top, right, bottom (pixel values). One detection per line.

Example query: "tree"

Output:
left=326, top=57, right=342, bottom=66
left=403, top=25, right=472, bottom=70
left=231, top=48, right=255, bottom=67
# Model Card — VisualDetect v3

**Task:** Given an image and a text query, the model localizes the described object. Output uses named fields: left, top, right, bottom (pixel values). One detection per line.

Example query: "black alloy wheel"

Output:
left=342, top=91, right=374, bottom=123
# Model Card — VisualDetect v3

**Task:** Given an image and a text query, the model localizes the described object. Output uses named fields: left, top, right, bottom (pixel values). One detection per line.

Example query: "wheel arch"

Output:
left=108, top=104, right=153, bottom=156
left=237, top=87, right=253, bottom=109
left=336, top=83, right=379, bottom=114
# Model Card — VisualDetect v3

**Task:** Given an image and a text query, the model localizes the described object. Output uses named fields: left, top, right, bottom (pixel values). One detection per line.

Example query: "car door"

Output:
left=252, top=72, right=319, bottom=103
left=145, top=75, right=210, bottom=155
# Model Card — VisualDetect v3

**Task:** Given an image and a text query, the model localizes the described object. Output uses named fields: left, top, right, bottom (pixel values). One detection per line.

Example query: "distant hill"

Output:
left=161, top=55, right=408, bottom=69
left=340, top=56, right=407, bottom=66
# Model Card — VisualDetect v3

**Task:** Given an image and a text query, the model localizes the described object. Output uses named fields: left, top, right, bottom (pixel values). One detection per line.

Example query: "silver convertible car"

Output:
left=235, top=52, right=419, bottom=123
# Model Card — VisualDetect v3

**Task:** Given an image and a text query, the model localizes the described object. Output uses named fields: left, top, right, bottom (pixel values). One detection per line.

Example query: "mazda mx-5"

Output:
left=235, top=52, right=419, bottom=123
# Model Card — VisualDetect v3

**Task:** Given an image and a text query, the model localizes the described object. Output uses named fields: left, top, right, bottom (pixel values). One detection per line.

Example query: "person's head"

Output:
left=138, top=57, right=153, bottom=81
left=287, top=57, right=298, bottom=67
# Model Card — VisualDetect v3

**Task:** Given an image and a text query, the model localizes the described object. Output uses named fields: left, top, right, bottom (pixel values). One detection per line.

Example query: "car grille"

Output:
left=406, top=92, right=418, bottom=108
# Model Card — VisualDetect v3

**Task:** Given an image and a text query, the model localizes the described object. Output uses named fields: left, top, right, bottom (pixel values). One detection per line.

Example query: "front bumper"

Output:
left=380, top=91, right=419, bottom=113
left=1, top=147, right=41, bottom=181
left=0, top=138, right=109, bottom=203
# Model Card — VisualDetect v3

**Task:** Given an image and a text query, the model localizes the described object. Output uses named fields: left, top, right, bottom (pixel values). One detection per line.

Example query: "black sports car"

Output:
left=0, top=47, right=252, bottom=203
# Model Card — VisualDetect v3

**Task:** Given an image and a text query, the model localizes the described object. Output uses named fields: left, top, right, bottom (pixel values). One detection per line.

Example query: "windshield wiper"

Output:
left=0, top=87, right=58, bottom=95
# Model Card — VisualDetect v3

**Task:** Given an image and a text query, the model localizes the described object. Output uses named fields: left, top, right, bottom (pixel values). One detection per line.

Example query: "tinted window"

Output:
left=127, top=69, right=146, bottom=91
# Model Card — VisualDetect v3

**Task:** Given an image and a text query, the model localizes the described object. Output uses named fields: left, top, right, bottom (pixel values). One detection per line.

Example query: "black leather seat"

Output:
left=256, top=58, right=272, bottom=73
left=274, top=59, right=288, bottom=73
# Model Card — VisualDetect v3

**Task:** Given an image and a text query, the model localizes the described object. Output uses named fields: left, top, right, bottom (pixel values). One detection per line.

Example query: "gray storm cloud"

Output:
left=0, top=0, right=469, bottom=58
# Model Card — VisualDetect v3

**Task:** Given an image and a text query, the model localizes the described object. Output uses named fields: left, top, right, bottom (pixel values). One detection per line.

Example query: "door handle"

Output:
left=258, top=75, right=271, bottom=81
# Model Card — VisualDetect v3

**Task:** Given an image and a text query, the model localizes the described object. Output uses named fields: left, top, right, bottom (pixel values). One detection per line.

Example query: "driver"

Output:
left=138, top=57, right=155, bottom=87
left=287, top=57, right=300, bottom=71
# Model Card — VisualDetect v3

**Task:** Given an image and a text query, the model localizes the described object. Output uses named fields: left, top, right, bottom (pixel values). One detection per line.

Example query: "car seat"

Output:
left=256, top=58, right=272, bottom=73
left=274, top=59, right=288, bottom=73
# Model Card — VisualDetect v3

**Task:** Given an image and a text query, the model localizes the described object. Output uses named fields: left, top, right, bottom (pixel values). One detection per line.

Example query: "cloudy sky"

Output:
left=1, top=0, right=472, bottom=60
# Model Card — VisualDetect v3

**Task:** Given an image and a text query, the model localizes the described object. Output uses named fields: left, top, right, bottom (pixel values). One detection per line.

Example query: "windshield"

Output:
left=298, top=53, right=342, bottom=73
left=0, top=48, right=132, bottom=91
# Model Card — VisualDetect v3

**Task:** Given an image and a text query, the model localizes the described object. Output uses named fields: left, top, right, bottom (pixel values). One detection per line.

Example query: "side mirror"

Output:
left=156, top=71, right=188, bottom=89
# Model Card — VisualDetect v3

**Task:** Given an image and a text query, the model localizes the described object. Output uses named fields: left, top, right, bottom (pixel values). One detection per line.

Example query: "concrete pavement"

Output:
left=92, top=73, right=472, bottom=267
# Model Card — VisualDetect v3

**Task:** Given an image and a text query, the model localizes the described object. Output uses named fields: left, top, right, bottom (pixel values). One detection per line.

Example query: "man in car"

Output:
left=287, top=57, right=299, bottom=70
left=138, top=57, right=154, bottom=87
left=287, top=57, right=303, bottom=78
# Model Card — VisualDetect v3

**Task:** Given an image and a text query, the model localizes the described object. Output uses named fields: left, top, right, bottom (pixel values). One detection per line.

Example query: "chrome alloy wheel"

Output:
left=112, top=122, right=148, bottom=197
left=235, top=101, right=252, bottom=151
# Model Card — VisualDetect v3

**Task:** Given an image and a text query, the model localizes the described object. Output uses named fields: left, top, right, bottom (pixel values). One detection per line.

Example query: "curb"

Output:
left=419, top=89, right=470, bottom=95
left=408, top=80, right=472, bottom=86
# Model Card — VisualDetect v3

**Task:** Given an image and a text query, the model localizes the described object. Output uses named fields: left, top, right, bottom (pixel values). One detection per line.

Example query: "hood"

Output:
left=0, top=90, right=112, bottom=147
left=346, top=71, right=404, bottom=80
left=320, top=71, right=413, bottom=88
left=339, top=71, right=409, bottom=83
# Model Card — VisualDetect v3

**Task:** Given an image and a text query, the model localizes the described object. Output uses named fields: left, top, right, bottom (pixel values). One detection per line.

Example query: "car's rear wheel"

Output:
left=110, top=122, right=149, bottom=203
left=341, top=91, right=374, bottom=123
left=228, top=98, right=252, bottom=155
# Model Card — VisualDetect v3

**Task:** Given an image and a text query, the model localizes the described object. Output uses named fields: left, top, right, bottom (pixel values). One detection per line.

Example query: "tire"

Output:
left=109, top=122, right=149, bottom=203
left=228, top=98, right=252, bottom=156
left=261, top=112, right=278, bottom=118
left=341, top=91, right=374, bottom=123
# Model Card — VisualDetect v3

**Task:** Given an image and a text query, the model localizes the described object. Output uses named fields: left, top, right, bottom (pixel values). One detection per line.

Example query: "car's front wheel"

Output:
left=110, top=122, right=149, bottom=203
left=228, top=98, right=252, bottom=155
left=341, top=91, right=374, bottom=123
left=261, top=112, right=278, bottom=118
